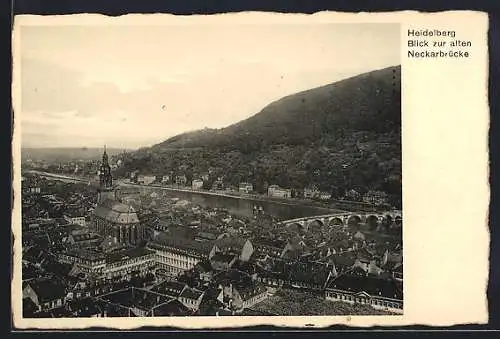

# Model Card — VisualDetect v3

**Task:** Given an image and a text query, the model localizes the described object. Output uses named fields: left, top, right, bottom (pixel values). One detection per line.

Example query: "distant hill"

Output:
left=117, top=66, right=402, bottom=207
left=21, top=147, right=132, bottom=162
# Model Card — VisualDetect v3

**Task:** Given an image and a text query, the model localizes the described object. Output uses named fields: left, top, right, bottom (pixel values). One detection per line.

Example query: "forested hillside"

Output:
left=115, top=66, right=402, bottom=207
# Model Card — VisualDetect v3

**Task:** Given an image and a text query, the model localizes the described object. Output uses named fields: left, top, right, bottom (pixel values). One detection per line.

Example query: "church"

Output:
left=90, top=147, right=146, bottom=246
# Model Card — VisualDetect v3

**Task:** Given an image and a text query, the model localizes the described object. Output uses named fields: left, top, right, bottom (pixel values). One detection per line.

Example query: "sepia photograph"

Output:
left=16, top=18, right=403, bottom=320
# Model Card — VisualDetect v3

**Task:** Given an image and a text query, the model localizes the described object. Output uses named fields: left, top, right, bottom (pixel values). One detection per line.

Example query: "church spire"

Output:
left=99, top=146, right=113, bottom=189
left=102, top=145, right=109, bottom=165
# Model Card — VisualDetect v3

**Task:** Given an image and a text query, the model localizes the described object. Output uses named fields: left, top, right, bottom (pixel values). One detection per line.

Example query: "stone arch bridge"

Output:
left=279, top=211, right=402, bottom=232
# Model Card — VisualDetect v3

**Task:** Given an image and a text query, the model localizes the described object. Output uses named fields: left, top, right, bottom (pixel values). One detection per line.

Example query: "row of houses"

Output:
left=58, top=246, right=157, bottom=281
left=270, top=185, right=389, bottom=205
left=127, top=172, right=390, bottom=206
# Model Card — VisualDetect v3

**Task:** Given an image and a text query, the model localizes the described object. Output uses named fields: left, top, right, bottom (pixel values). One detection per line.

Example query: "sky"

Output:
left=19, top=22, right=400, bottom=149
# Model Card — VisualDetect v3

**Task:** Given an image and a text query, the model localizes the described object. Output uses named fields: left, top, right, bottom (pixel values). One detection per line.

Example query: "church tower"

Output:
left=97, top=146, right=116, bottom=203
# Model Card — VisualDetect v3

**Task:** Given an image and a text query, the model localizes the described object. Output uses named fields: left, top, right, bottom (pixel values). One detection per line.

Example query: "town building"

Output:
left=147, top=233, right=217, bottom=277
left=102, top=247, right=156, bottom=281
left=150, top=280, right=188, bottom=298
left=267, top=185, right=291, bottom=198
left=345, top=189, right=361, bottom=201
left=192, top=179, right=204, bottom=190
left=23, top=278, right=67, bottom=312
left=178, top=287, right=205, bottom=311
left=303, top=185, right=320, bottom=199
left=137, top=175, right=157, bottom=186
left=319, top=192, right=332, bottom=200
left=90, top=148, right=146, bottom=246
left=210, top=253, right=237, bottom=271
left=60, top=249, right=106, bottom=276
left=221, top=281, right=269, bottom=312
left=325, top=274, right=403, bottom=314
left=212, top=179, right=224, bottom=190
left=63, top=210, right=87, bottom=227
left=363, top=190, right=389, bottom=205
left=175, top=175, right=187, bottom=186
left=252, top=238, right=288, bottom=258
left=214, top=237, right=254, bottom=262
left=238, top=182, right=254, bottom=194
left=115, top=188, right=141, bottom=204
left=96, top=287, right=192, bottom=317
left=64, top=231, right=102, bottom=249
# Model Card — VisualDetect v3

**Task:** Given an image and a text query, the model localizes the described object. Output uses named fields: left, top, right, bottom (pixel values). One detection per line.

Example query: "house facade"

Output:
left=268, top=185, right=291, bottom=198
left=192, top=179, right=204, bottom=190
left=239, top=182, right=254, bottom=194
left=147, top=233, right=217, bottom=277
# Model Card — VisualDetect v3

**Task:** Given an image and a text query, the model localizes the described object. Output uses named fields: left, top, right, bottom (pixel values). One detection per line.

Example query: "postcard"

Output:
left=11, top=10, right=489, bottom=329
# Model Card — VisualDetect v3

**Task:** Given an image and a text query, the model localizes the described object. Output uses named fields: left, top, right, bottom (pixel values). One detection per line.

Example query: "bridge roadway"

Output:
left=26, top=171, right=91, bottom=184
left=279, top=210, right=403, bottom=231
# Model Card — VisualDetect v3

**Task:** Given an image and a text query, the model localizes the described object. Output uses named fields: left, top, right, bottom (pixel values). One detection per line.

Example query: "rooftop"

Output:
left=210, top=253, right=237, bottom=264
left=99, top=287, right=173, bottom=312
left=63, top=248, right=106, bottom=261
left=152, top=299, right=192, bottom=316
left=25, top=278, right=67, bottom=301
left=179, top=287, right=204, bottom=301
left=105, top=247, right=155, bottom=264
left=327, top=273, right=403, bottom=300
left=93, top=198, right=140, bottom=225
left=149, top=233, right=215, bottom=256
left=252, top=237, right=287, bottom=249
left=150, top=280, right=187, bottom=297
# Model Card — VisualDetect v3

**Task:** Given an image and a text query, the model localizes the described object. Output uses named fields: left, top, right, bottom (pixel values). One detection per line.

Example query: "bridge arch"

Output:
left=347, top=215, right=362, bottom=227
left=379, top=215, right=394, bottom=230
left=329, top=217, right=344, bottom=227
left=286, top=222, right=304, bottom=233
left=307, top=219, right=324, bottom=233
left=366, top=215, right=379, bottom=230
left=394, top=215, right=402, bottom=226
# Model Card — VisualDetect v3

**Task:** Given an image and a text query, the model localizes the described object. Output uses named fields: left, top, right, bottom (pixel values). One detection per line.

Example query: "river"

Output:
left=26, top=170, right=345, bottom=221
left=137, top=186, right=343, bottom=220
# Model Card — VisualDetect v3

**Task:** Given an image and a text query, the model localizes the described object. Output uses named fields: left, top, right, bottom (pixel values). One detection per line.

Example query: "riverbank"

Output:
left=124, top=182, right=347, bottom=213
left=26, top=170, right=391, bottom=214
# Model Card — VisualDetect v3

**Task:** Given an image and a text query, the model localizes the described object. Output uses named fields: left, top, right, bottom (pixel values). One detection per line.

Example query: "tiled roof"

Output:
left=105, top=247, right=155, bottom=264
left=252, top=237, right=287, bottom=249
left=215, top=269, right=253, bottom=285
left=100, top=287, right=173, bottom=312
left=67, top=297, right=102, bottom=316
left=150, top=280, right=187, bottom=297
left=93, top=199, right=140, bottom=224
left=210, top=253, right=236, bottom=264
left=288, top=261, right=333, bottom=286
left=327, top=274, right=403, bottom=300
left=23, top=297, right=38, bottom=315
left=26, top=278, right=66, bottom=302
left=64, top=249, right=105, bottom=261
left=71, top=232, right=101, bottom=242
left=328, top=253, right=356, bottom=268
left=149, top=233, right=215, bottom=256
left=196, top=232, right=218, bottom=241
left=152, top=299, right=192, bottom=316
left=234, top=281, right=267, bottom=300
left=64, top=209, right=85, bottom=218
left=215, top=236, right=247, bottom=250
left=194, top=260, right=213, bottom=273
left=179, top=287, right=204, bottom=301
left=393, top=262, right=403, bottom=273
